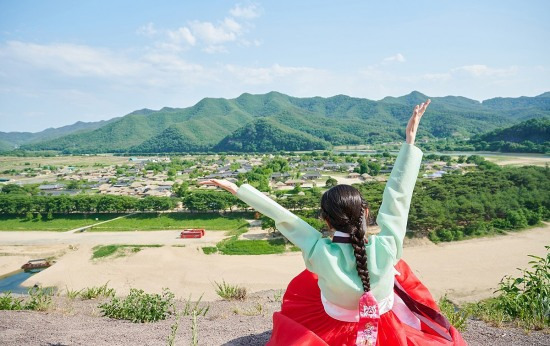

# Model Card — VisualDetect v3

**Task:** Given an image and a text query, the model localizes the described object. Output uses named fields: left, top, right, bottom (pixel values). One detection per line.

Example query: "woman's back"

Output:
left=235, top=141, right=424, bottom=318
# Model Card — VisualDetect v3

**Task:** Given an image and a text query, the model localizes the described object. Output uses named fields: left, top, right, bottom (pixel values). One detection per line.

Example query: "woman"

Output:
left=200, top=100, right=467, bottom=345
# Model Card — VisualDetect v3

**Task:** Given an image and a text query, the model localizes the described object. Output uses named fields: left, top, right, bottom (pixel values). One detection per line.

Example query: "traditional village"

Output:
left=0, top=148, right=474, bottom=200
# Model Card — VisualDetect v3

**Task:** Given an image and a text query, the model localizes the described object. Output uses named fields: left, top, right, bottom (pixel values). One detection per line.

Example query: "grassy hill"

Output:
left=18, top=91, right=550, bottom=153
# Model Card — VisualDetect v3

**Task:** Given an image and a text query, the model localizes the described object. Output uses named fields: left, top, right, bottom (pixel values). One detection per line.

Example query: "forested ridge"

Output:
left=421, top=117, right=550, bottom=153
left=5, top=91, right=549, bottom=154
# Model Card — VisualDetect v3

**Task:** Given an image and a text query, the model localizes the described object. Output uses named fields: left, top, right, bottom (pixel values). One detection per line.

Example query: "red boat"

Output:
left=21, top=259, right=52, bottom=271
left=180, top=229, right=205, bottom=239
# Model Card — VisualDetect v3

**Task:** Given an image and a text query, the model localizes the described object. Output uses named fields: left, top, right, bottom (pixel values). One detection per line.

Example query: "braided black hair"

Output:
left=320, top=184, right=371, bottom=292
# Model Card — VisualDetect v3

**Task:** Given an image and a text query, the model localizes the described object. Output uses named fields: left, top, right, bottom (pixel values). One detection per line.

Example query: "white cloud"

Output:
left=188, top=19, right=240, bottom=45
left=144, top=4, right=261, bottom=53
left=452, top=64, right=518, bottom=77
left=383, top=53, right=406, bottom=63
left=1, top=41, right=143, bottom=77
left=167, top=27, right=196, bottom=46
left=229, top=3, right=262, bottom=19
left=137, top=22, right=157, bottom=37
left=0, top=40, right=211, bottom=91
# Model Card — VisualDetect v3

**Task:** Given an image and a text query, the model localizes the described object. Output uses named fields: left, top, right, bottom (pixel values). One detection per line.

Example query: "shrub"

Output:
left=99, top=288, right=175, bottom=323
left=438, top=295, right=469, bottom=332
left=24, top=286, right=54, bottom=311
left=214, top=280, right=247, bottom=300
left=468, top=246, right=550, bottom=330
left=80, top=283, right=116, bottom=300
left=0, top=292, right=24, bottom=310
left=24, top=211, right=33, bottom=221
left=0, top=287, right=54, bottom=311
left=491, top=246, right=549, bottom=329
left=436, top=229, right=454, bottom=242
left=65, top=287, right=83, bottom=300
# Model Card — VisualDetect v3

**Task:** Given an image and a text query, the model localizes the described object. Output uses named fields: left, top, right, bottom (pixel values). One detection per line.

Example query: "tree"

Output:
left=261, top=215, right=277, bottom=235
left=367, top=161, right=381, bottom=175
left=325, top=177, right=338, bottom=188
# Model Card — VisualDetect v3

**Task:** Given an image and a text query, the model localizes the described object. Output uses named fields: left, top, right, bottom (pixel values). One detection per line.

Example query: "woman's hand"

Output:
left=405, top=99, right=431, bottom=145
left=198, top=179, right=239, bottom=195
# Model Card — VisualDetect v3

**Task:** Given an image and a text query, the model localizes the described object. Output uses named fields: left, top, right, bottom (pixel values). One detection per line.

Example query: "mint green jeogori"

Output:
left=235, top=142, right=423, bottom=311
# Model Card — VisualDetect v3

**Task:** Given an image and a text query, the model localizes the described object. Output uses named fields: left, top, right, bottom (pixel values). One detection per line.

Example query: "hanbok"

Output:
left=268, top=259, right=467, bottom=346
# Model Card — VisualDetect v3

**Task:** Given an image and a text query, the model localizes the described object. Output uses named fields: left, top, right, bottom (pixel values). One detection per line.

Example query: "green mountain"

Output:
left=464, top=117, right=550, bottom=153
left=473, top=117, right=550, bottom=144
left=130, top=125, right=212, bottom=153
left=20, top=91, right=550, bottom=153
left=0, top=117, right=121, bottom=147
left=0, top=139, right=14, bottom=152
left=214, top=118, right=331, bottom=152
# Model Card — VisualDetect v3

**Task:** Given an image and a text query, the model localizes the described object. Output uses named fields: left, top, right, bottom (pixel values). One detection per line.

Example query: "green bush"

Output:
left=99, top=288, right=175, bottom=323
left=506, top=210, right=528, bottom=229
left=80, top=283, right=116, bottom=300
left=0, top=292, right=24, bottom=310
left=438, top=295, right=469, bottom=332
left=214, top=280, right=247, bottom=300
left=24, top=286, right=54, bottom=311
left=468, top=246, right=550, bottom=330
left=0, top=287, right=54, bottom=311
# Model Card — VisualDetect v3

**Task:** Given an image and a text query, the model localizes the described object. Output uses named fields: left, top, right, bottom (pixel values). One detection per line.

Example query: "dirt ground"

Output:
left=0, top=291, right=548, bottom=346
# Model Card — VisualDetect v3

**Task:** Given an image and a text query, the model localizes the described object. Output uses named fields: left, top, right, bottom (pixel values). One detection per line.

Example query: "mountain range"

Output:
left=2, top=91, right=550, bottom=153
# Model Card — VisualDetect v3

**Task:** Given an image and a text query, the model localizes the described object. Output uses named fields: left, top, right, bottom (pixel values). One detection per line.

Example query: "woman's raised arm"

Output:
left=198, top=179, right=321, bottom=253
left=376, top=100, right=429, bottom=260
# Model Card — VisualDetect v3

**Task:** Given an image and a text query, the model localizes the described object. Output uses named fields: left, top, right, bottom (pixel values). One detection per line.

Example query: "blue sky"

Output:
left=1, top=0, right=549, bottom=132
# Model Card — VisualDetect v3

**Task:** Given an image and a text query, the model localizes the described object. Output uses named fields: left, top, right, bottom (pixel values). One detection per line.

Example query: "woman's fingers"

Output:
left=198, top=179, right=219, bottom=186
left=418, top=99, right=431, bottom=116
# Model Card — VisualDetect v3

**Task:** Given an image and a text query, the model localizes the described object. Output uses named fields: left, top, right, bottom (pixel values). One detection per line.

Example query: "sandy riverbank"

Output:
left=0, top=223, right=548, bottom=303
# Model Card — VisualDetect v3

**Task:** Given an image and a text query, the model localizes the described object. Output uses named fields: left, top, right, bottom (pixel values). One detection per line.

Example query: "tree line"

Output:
left=0, top=194, right=177, bottom=215
left=355, top=158, right=550, bottom=241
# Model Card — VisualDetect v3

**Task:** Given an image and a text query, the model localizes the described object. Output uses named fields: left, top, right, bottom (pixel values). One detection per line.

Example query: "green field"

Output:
left=0, top=213, right=120, bottom=231
left=89, top=212, right=252, bottom=231
left=215, top=237, right=290, bottom=255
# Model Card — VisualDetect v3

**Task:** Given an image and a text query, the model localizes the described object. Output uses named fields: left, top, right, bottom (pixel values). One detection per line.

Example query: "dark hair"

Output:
left=320, top=184, right=371, bottom=292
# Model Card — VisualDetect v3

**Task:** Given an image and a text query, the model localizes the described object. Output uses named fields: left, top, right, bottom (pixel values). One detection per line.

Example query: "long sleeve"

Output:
left=235, top=184, right=322, bottom=253
left=376, top=142, right=423, bottom=261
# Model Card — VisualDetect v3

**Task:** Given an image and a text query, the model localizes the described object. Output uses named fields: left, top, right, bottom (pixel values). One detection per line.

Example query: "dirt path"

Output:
left=65, top=212, right=138, bottom=233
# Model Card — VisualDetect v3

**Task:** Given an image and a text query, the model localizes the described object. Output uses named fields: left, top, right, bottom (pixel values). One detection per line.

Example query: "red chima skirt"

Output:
left=267, top=260, right=467, bottom=346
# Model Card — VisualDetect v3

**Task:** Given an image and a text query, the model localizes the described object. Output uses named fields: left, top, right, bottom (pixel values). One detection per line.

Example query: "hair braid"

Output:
left=350, top=203, right=370, bottom=292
